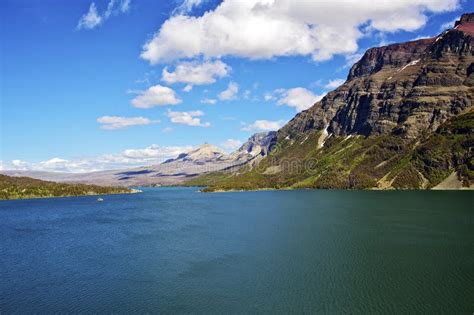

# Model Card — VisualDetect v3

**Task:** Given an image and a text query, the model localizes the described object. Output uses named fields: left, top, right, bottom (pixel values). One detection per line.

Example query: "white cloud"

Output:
left=3, top=145, right=194, bottom=173
left=324, top=79, right=345, bottom=89
left=11, top=160, right=30, bottom=171
left=440, top=18, right=458, bottom=31
left=276, top=87, right=324, bottom=112
left=264, top=93, right=275, bottom=102
left=121, top=145, right=189, bottom=160
left=411, top=34, right=433, bottom=41
left=218, top=81, right=239, bottom=100
left=166, top=110, right=211, bottom=127
left=120, top=0, right=131, bottom=13
left=140, top=0, right=458, bottom=63
left=37, top=158, right=71, bottom=172
left=162, top=127, right=173, bottom=133
left=131, top=85, right=181, bottom=108
left=182, top=84, right=193, bottom=92
left=242, top=119, right=285, bottom=131
left=77, top=3, right=102, bottom=30
left=201, top=98, right=217, bottom=105
left=77, top=0, right=131, bottom=30
left=97, top=116, right=159, bottom=130
left=175, top=0, right=205, bottom=14
left=344, top=52, right=364, bottom=68
left=222, top=139, right=242, bottom=150
left=162, top=60, right=231, bottom=88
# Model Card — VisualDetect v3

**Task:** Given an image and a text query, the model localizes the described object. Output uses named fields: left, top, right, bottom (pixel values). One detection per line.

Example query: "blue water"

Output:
left=1, top=188, right=473, bottom=313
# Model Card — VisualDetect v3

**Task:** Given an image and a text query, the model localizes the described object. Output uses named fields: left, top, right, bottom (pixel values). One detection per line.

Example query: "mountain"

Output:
left=230, top=131, right=277, bottom=163
left=2, top=131, right=277, bottom=187
left=0, top=174, right=134, bottom=200
left=163, top=144, right=227, bottom=164
left=186, top=13, right=474, bottom=191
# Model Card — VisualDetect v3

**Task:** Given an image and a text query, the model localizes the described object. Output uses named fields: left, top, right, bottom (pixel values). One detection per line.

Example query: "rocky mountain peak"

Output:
left=347, top=38, right=434, bottom=81
left=456, top=12, right=474, bottom=25
left=163, top=143, right=227, bottom=164
left=279, top=13, right=474, bottom=141
left=230, top=131, right=277, bottom=162
left=454, top=12, right=474, bottom=35
left=182, top=144, right=227, bottom=160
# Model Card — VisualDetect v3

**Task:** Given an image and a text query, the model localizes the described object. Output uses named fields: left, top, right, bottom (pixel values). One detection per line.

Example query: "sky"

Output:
left=1, top=0, right=473, bottom=172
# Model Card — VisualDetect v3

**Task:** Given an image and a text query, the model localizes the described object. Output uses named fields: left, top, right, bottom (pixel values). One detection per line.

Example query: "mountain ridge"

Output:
left=1, top=131, right=278, bottom=187
left=186, top=13, right=474, bottom=191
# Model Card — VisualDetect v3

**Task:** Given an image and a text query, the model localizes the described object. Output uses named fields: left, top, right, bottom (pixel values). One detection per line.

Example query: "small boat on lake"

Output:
left=97, top=197, right=104, bottom=202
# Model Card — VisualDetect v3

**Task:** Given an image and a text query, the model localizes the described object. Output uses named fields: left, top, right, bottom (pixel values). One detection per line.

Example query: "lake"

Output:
left=0, top=188, right=473, bottom=313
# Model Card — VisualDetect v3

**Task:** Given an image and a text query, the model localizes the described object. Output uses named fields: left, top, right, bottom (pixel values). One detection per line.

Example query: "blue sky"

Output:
left=1, top=0, right=473, bottom=172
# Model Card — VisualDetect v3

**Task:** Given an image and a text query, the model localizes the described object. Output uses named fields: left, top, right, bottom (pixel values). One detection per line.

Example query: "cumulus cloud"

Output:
left=242, top=119, right=285, bottom=131
left=6, top=158, right=84, bottom=173
left=105, top=144, right=193, bottom=168
left=131, top=85, right=181, bottom=108
left=3, top=145, right=194, bottom=173
left=274, top=87, right=324, bottom=112
left=11, top=160, right=30, bottom=171
left=120, top=145, right=190, bottom=161
left=218, top=81, right=239, bottom=100
left=162, top=60, right=231, bottom=89
left=97, top=116, right=160, bottom=130
left=201, top=98, right=217, bottom=105
left=166, top=110, right=211, bottom=127
left=141, top=0, right=458, bottom=63
left=77, top=0, right=130, bottom=30
left=222, top=139, right=242, bottom=150
left=324, top=79, right=346, bottom=89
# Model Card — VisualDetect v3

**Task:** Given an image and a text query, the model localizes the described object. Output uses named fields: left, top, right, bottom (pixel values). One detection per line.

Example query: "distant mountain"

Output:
left=2, top=131, right=278, bottom=187
left=187, top=13, right=474, bottom=191
left=0, top=174, right=134, bottom=200
left=230, top=131, right=277, bottom=164
left=163, top=143, right=228, bottom=164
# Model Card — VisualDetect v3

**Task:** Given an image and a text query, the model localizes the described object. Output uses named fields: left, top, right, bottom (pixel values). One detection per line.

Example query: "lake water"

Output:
left=0, top=188, right=473, bottom=313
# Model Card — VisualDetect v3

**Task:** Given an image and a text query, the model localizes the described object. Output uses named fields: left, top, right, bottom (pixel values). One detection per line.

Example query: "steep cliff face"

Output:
left=279, top=13, right=474, bottom=140
left=230, top=131, right=277, bottom=163
left=188, top=14, right=474, bottom=191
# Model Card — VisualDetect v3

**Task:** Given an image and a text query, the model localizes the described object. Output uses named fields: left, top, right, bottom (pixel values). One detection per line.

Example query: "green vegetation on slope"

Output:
left=0, top=174, right=133, bottom=200
left=185, top=112, right=473, bottom=191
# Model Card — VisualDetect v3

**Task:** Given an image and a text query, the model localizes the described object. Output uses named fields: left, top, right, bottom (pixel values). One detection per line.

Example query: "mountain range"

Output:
left=2, top=131, right=277, bottom=187
left=186, top=13, right=474, bottom=191
left=3, top=13, right=473, bottom=191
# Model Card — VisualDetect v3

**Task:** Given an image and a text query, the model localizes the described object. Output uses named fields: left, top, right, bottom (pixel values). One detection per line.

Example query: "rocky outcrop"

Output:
left=279, top=13, right=474, bottom=140
left=347, top=38, right=434, bottom=80
left=230, top=131, right=277, bottom=163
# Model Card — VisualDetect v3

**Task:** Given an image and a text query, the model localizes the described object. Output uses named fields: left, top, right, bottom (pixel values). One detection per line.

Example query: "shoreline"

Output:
left=200, top=186, right=474, bottom=193
left=0, top=189, right=142, bottom=202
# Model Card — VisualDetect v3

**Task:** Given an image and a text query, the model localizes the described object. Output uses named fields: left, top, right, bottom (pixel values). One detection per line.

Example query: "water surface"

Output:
left=1, top=188, right=473, bottom=313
